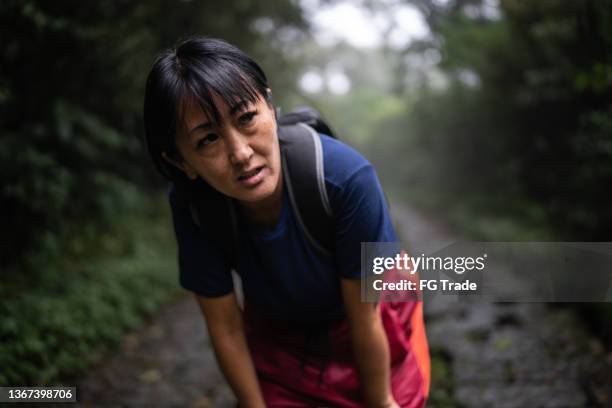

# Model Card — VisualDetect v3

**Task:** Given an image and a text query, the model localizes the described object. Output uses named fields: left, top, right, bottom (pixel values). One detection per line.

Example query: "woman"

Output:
left=143, top=37, right=429, bottom=407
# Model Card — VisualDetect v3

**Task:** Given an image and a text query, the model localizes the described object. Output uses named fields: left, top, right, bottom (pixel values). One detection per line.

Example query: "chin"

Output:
left=237, top=180, right=279, bottom=204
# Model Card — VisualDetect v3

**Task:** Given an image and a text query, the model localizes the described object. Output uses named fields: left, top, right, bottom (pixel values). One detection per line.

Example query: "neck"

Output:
left=239, top=176, right=284, bottom=228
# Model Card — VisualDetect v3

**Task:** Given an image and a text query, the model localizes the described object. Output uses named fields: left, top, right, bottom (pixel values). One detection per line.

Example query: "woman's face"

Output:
left=167, top=92, right=282, bottom=210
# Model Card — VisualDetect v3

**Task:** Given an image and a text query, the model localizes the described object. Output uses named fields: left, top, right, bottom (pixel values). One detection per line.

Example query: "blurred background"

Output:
left=1, top=0, right=611, bottom=406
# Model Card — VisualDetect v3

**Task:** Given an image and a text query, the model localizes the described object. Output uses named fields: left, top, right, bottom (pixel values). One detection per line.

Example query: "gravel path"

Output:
left=75, top=205, right=612, bottom=407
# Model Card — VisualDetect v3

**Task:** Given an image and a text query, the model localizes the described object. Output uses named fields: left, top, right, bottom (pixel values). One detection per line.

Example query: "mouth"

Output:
left=237, top=166, right=265, bottom=183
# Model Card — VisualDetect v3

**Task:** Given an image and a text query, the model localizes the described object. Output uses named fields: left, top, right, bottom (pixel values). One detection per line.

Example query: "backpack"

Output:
left=187, top=106, right=338, bottom=270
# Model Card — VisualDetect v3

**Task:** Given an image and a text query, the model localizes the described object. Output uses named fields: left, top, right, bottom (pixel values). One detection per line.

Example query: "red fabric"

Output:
left=244, top=301, right=427, bottom=407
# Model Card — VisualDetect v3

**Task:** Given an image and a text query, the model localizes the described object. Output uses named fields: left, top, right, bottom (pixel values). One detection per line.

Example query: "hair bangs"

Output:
left=176, top=58, right=263, bottom=133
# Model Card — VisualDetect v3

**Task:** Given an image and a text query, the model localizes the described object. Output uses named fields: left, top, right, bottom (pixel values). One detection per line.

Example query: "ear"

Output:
left=161, top=151, right=198, bottom=180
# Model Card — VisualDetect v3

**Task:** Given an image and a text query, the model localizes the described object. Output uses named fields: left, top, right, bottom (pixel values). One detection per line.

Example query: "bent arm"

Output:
left=195, top=293, right=265, bottom=408
left=341, top=279, right=399, bottom=408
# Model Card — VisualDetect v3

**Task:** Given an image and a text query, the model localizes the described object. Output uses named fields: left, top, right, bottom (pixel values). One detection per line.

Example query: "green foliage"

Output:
left=367, top=0, right=612, bottom=240
left=0, top=0, right=310, bottom=384
left=0, top=0, right=307, bottom=267
left=428, top=347, right=460, bottom=407
left=315, top=88, right=406, bottom=145
left=0, top=198, right=180, bottom=386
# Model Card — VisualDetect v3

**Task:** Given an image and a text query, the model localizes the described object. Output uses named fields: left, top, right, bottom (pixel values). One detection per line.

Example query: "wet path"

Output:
left=392, top=206, right=611, bottom=407
left=76, top=205, right=611, bottom=407
left=77, top=296, right=234, bottom=407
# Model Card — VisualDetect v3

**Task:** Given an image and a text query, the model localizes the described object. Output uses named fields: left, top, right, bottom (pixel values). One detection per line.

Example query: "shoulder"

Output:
left=318, top=133, right=387, bottom=222
left=319, top=133, right=372, bottom=190
left=318, top=134, right=397, bottom=278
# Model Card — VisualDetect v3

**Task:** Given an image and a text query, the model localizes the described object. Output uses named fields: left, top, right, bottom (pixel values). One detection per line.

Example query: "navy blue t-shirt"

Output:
left=169, top=134, right=397, bottom=324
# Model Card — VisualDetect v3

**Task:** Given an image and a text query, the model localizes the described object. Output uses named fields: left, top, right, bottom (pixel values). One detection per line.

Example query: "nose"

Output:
left=226, top=128, right=254, bottom=166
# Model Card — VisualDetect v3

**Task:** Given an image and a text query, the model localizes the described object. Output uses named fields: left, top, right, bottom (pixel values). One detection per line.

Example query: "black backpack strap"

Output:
left=279, top=123, right=333, bottom=257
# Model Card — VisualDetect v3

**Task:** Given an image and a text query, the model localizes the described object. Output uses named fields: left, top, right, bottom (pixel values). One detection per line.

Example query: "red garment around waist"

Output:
left=244, top=301, right=426, bottom=408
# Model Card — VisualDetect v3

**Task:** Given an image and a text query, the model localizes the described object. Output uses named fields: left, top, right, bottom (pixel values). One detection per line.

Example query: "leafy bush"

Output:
left=0, top=0, right=307, bottom=268
left=0, top=197, right=181, bottom=386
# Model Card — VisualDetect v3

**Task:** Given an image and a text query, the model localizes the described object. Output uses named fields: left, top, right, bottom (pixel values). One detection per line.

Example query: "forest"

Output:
left=1, top=0, right=610, bottom=400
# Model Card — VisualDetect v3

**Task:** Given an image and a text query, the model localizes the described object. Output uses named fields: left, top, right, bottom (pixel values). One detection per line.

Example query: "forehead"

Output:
left=182, top=94, right=227, bottom=126
left=180, top=92, right=257, bottom=131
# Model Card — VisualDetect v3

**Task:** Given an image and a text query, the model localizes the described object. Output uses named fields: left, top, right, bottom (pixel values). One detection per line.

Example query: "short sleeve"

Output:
left=322, top=138, right=398, bottom=280
left=168, top=185, right=233, bottom=297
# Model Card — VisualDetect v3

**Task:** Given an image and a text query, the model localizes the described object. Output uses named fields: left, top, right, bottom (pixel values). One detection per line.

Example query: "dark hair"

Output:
left=143, top=37, right=270, bottom=181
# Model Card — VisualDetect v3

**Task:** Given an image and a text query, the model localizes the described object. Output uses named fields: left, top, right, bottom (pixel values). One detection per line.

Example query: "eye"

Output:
left=238, top=110, right=257, bottom=126
left=196, top=132, right=220, bottom=148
